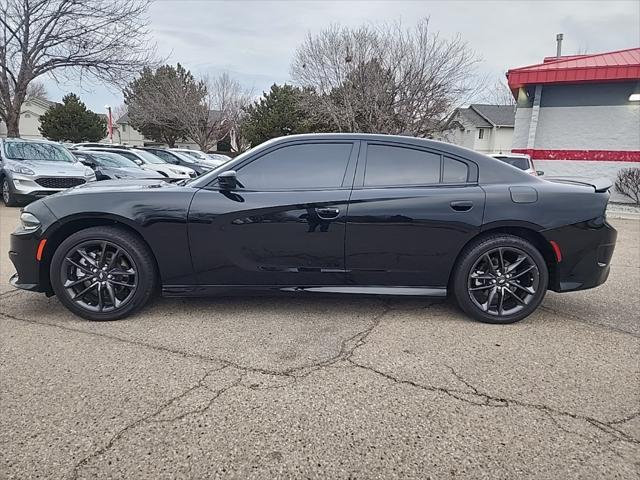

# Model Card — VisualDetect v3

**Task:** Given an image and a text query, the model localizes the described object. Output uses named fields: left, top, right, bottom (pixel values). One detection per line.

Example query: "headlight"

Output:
left=84, top=168, right=95, bottom=177
left=9, top=165, right=35, bottom=175
left=19, top=212, right=41, bottom=232
left=169, top=168, right=183, bottom=174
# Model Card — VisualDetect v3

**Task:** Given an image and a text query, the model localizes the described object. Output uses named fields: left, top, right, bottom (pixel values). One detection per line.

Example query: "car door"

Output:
left=188, top=140, right=359, bottom=286
left=345, top=141, right=485, bottom=289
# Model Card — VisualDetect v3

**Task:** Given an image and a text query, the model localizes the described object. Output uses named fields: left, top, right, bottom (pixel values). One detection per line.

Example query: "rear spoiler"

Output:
left=543, top=176, right=613, bottom=193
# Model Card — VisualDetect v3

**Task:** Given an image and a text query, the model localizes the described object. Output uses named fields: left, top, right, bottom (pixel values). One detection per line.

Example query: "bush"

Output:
left=615, top=167, right=640, bottom=204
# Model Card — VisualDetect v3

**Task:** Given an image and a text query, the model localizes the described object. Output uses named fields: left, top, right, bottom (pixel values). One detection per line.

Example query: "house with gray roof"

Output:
left=439, top=104, right=516, bottom=154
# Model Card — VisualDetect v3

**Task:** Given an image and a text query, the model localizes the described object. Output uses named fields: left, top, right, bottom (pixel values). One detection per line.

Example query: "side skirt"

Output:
left=162, top=285, right=448, bottom=298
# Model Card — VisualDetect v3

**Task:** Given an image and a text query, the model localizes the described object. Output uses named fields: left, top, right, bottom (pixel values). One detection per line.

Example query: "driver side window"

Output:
left=236, top=143, right=353, bottom=191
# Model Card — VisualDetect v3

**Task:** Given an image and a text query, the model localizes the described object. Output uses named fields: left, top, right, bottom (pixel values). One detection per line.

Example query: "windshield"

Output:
left=178, top=150, right=205, bottom=160
left=92, top=152, right=140, bottom=168
left=209, top=153, right=231, bottom=162
left=133, top=149, right=166, bottom=164
left=493, top=156, right=530, bottom=170
left=4, top=141, right=76, bottom=163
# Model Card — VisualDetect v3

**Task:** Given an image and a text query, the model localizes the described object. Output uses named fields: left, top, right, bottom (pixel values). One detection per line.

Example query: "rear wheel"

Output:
left=2, top=177, right=20, bottom=207
left=50, top=226, right=157, bottom=321
left=452, top=234, right=548, bottom=324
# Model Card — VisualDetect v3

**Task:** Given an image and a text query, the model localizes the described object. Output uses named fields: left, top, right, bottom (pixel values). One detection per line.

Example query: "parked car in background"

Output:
left=1, top=138, right=96, bottom=206
left=9, top=134, right=616, bottom=324
left=85, top=147, right=196, bottom=180
left=490, top=153, right=543, bottom=176
left=171, top=148, right=229, bottom=167
left=72, top=151, right=163, bottom=181
left=139, top=147, right=213, bottom=176
left=72, top=142, right=129, bottom=149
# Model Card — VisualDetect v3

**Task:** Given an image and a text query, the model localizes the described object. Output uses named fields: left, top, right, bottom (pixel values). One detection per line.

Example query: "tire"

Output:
left=50, top=226, right=157, bottom=321
left=452, top=234, right=548, bottom=324
left=2, top=177, right=20, bottom=207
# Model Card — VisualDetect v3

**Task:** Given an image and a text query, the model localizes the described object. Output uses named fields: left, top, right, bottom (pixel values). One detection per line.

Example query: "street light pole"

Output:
left=105, top=105, right=113, bottom=144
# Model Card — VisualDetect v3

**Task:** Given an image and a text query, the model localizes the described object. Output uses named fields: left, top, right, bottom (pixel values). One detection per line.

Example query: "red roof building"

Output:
left=506, top=47, right=640, bottom=174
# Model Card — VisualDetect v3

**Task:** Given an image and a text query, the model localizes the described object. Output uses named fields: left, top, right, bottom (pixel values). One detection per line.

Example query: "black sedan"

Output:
left=72, top=151, right=164, bottom=181
left=9, top=134, right=616, bottom=323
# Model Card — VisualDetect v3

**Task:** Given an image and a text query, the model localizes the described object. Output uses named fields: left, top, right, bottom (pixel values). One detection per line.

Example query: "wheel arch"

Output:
left=448, top=223, right=557, bottom=289
left=38, top=214, right=160, bottom=294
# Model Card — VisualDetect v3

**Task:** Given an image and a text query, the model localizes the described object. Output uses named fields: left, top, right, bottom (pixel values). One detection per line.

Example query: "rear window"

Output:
left=494, top=156, right=530, bottom=170
left=442, top=157, right=469, bottom=183
left=365, top=144, right=440, bottom=186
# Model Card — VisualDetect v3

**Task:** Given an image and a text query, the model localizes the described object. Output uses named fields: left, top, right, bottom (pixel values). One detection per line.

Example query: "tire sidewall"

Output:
left=50, top=227, right=155, bottom=321
left=2, top=177, right=19, bottom=207
left=454, top=235, right=549, bottom=324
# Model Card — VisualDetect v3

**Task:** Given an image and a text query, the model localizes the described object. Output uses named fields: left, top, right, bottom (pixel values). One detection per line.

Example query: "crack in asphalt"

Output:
left=65, top=306, right=397, bottom=477
left=539, top=305, right=640, bottom=338
left=2, top=301, right=638, bottom=476
left=346, top=358, right=640, bottom=448
left=70, top=364, right=231, bottom=480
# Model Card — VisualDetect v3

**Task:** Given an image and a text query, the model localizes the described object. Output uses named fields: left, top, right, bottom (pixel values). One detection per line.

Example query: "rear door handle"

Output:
left=315, top=207, right=340, bottom=219
left=450, top=200, right=473, bottom=212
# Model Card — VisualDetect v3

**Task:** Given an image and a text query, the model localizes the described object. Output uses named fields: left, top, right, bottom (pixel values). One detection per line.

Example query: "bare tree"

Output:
left=0, top=0, right=155, bottom=137
left=480, top=76, right=516, bottom=106
left=26, top=80, right=48, bottom=101
left=176, top=73, right=252, bottom=152
left=291, top=19, right=481, bottom=137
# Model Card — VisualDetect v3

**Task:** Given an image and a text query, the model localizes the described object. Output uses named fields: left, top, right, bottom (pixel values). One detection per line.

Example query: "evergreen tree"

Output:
left=241, top=84, right=323, bottom=147
left=39, top=93, right=107, bottom=143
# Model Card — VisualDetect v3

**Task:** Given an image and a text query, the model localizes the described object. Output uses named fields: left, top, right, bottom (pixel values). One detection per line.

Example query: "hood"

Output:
left=48, top=178, right=185, bottom=197
left=10, top=159, right=88, bottom=176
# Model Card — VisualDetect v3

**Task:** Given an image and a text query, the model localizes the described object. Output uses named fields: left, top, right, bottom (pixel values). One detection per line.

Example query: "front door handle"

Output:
left=315, top=207, right=340, bottom=219
left=450, top=200, right=473, bottom=212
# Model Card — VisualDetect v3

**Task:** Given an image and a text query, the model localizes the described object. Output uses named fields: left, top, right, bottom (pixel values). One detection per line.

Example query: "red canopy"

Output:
left=507, top=47, right=640, bottom=96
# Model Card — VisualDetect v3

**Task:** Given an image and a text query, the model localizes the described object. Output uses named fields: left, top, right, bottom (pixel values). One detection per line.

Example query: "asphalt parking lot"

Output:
left=1, top=204, right=638, bottom=479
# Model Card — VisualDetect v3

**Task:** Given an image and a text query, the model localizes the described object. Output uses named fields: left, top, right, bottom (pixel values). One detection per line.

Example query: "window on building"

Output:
left=121, top=124, right=127, bottom=132
left=478, top=128, right=484, bottom=140
left=24, top=113, right=31, bottom=118
left=364, top=144, right=441, bottom=187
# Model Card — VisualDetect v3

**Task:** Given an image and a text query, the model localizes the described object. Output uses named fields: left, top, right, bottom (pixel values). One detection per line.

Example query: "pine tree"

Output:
left=241, top=84, right=323, bottom=147
left=39, top=93, right=107, bottom=143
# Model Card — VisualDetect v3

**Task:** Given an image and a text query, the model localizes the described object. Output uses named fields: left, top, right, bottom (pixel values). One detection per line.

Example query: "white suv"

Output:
left=1, top=138, right=96, bottom=206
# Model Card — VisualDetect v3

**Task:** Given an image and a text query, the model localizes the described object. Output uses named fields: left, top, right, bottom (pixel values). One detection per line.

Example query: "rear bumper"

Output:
left=543, top=217, right=617, bottom=292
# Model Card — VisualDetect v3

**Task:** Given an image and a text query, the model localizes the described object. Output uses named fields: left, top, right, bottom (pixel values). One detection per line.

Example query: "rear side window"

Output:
left=442, top=157, right=469, bottom=183
left=365, top=144, right=440, bottom=186
left=237, top=143, right=353, bottom=190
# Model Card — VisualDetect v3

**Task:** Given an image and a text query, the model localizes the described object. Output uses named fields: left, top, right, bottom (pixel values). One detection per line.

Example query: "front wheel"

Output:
left=2, top=177, right=20, bottom=207
left=452, top=234, right=548, bottom=324
left=50, top=226, right=157, bottom=321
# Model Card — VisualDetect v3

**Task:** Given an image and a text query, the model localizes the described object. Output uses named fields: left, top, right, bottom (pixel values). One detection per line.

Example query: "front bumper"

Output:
left=9, top=228, right=47, bottom=292
left=8, top=173, right=92, bottom=199
left=7, top=200, right=58, bottom=294
left=543, top=217, right=617, bottom=292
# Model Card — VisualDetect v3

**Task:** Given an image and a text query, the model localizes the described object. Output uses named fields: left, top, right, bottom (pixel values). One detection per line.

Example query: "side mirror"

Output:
left=536, top=170, right=544, bottom=176
left=134, top=159, right=143, bottom=166
left=218, top=170, right=237, bottom=190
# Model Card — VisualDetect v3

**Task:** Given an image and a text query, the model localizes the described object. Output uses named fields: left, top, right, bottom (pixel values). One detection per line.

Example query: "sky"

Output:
left=42, top=0, right=640, bottom=115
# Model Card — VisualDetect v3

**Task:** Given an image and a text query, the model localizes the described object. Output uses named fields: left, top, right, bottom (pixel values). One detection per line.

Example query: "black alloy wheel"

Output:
left=453, top=234, right=548, bottom=324
left=50, top=226, right=156, bottom=320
